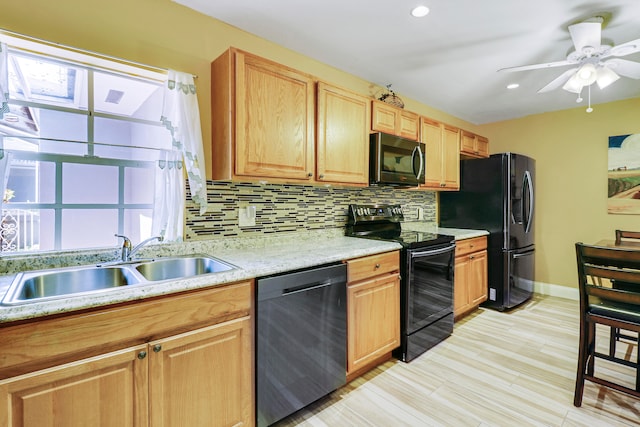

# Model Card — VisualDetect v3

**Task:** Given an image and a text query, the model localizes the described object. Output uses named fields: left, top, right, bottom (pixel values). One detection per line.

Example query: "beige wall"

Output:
left=0, top=0, right=478, bottom=180
left=478, top=97, right=640, bottom=288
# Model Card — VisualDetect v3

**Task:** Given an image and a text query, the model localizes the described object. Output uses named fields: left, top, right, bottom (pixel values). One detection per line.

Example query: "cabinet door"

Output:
left=399, top=110, right=419, bottom=141
left=371, top=101, right=398, bottom=135
left=317, top=82, right=370, bottom=184
left=476, top=136, right=489, bottom=158
left=235, top=51, right=315, bottom=180
left=0, top=345, right=149, bottom=427
left=460, top=130, right=476, bottom=156
left=347, top=273, right=400, bottom=374
left=420, top=117, right=444, bottom=188
left=441, top=124, right=460, bottom=189
left=149, top=317, right=252, bottom=427
left=469, top=250, right=488, bottom=306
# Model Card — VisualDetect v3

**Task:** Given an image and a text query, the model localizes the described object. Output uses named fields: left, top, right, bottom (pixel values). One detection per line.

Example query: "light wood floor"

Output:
left=275, top=295, right=640, bottom=426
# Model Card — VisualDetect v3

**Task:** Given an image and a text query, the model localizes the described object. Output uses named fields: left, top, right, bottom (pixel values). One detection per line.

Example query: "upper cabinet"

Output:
left=316, top=82, right=371, bottom=185
left=211, top=48, right=316, bottom=182
left=211, top=48, right=369, bottom=186
left=371, top=100, right=419, bottom=141
left=420, top=117, right=460, bottom=190
left=460, top=130, right=489, bottom=158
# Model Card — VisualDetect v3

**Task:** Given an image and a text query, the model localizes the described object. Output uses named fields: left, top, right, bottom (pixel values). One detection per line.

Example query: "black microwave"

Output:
left=369, top=132, right=426, bottom=186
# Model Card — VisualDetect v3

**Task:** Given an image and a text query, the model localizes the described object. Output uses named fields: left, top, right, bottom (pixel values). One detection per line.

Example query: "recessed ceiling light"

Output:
left=410, top=5, right=430, bottom=17
left=506, top=83, right=520, bottom=89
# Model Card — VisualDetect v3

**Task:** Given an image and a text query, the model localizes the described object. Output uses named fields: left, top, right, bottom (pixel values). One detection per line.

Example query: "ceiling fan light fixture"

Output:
left=562, top=74, right=584, bottom=94
left=410, top=5, right=430, bottom=17
left=595, top=66, right=620, bottom=89
left=576, top=63, right=597, bottom=85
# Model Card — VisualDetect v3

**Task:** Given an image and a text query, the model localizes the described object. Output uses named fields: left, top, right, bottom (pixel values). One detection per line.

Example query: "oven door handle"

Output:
left=409, top=243, right=456, bottom=258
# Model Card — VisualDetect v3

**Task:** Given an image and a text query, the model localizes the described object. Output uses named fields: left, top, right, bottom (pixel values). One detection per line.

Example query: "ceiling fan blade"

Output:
left=604, top=59, right=640, bottom=79
left=568, top=22, right=601, bottom=52
left=537, top=68, right=578, bottom=93
left=609, top=38, right=640, bottom=57
left=498, top=60, right=572, bottom=73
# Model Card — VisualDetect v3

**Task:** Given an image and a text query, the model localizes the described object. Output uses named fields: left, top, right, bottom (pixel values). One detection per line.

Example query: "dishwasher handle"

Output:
left=283, top=279, right=339, bottom=296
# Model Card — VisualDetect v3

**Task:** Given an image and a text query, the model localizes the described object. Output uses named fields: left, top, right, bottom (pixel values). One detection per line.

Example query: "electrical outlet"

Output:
left=238, top=206, right=256, bottom=227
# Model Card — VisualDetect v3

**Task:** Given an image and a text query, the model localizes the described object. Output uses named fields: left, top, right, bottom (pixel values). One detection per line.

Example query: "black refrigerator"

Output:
left=440, top=153, right=535, bottom=311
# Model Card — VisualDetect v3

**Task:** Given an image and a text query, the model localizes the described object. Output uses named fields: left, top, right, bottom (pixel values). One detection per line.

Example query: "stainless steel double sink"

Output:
left=1, top=256, right=236, bottom=305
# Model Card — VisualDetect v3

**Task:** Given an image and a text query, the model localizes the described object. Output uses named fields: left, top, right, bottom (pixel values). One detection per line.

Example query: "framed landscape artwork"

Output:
left=608, top=133, right=640, bottom=214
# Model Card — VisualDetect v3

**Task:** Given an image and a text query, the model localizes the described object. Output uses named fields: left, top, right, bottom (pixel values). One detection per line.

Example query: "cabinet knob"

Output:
left=137, top=351, right=147, bottom=360
left=440, top=183, right=446, bottom=187
left=153, top=344, right=162, bottom=353
left=375, top=263, right=381, bottom=269
left=470, top=255, right=475, bottom=260
left=319, top=174, right=324, bottom=179
left=307, top=172, right=313, bottom=177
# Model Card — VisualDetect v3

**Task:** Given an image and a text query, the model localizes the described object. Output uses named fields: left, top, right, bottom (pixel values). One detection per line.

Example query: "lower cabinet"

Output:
left=345, top=251, right=400, bottom=378
left=0, top=344, right=149, bottom=427
left=454, top=236, right=488, bottom=319
left=0, top=281, right=254, bottom=427
left=150, top=317, right=252, bottom=427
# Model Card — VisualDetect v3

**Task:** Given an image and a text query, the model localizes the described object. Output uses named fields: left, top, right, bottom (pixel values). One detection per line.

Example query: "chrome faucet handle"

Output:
left=115, top=234, right=132, bottom=262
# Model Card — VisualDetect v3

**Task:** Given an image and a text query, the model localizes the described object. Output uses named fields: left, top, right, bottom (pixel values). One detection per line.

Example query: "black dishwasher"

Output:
left=256, top=263, right=347, bottom=427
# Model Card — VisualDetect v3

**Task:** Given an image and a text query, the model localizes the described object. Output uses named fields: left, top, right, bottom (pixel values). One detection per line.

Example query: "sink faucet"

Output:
left=115, top=234, right=163, bottom=262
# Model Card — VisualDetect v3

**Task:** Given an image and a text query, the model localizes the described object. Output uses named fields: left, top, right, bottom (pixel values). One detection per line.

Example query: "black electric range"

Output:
left=346, top=204, right=456, bottom=362
left=345, top=204, right=454, bottom=249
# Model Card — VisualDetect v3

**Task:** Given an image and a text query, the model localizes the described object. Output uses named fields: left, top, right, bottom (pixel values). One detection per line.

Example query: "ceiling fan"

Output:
left=499, top=16, right=640, bottom=99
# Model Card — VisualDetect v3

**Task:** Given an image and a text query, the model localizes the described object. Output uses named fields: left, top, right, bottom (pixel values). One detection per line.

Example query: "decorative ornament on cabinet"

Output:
left=377, top=84, right=404, bottom=109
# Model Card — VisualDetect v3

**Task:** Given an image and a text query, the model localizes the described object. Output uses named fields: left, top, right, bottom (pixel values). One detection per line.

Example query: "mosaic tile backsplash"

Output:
left=185, top=181, right=436, bottom=240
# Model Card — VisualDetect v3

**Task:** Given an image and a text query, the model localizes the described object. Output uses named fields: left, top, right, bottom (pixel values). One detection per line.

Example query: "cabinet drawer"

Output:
left=346, top=251, right=400, bottom=283
left=455, top=236, right=487, bottom=257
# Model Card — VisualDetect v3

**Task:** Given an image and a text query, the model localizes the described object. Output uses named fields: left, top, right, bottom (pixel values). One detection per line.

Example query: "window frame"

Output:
left=1, top=45, right=169, bottom=252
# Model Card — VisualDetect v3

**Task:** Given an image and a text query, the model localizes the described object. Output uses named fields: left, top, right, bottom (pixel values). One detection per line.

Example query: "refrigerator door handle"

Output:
left=523, top=170, right=534, bottom=234
left=513, top=249, right=535, bottom=259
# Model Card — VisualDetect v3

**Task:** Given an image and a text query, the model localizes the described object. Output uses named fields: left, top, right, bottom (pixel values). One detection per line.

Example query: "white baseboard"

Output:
left=533, top=281, right=579, bottom=300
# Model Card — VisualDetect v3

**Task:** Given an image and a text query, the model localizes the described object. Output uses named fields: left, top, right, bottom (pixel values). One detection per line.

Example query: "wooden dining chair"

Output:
left=574, top=243, right=640, bottom=406
left=612, top=230, right=640, bottom=350
left=615, top=229, right=640, bottom=245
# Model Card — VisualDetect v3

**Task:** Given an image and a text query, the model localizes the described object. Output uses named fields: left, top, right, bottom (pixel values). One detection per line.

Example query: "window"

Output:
left=1, top=41, right=172, bottom=253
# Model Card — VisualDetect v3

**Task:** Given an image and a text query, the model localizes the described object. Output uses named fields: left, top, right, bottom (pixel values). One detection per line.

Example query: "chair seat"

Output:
left=589, top=301, right=640, bottom=324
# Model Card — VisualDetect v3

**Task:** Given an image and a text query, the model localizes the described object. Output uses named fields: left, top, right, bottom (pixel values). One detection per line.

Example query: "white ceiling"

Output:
left=174, top=0, right=640, bottom=124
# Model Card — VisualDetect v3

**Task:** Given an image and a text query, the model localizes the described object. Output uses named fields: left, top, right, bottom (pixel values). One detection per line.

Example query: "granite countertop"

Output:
left=0, top=225, right=487, bottom=324
left=0, top=231, right=401, bottom=324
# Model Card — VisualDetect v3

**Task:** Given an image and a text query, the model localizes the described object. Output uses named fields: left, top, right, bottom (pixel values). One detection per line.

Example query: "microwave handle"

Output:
left=412, top=145, right=424, bottom=180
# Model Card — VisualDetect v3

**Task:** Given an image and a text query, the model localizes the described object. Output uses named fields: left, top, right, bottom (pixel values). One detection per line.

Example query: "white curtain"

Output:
left=154, top=70, right=208, bottom=241
left=151, top=151, right=184, bottom=241
left=0, top=42, right=8, bottom=119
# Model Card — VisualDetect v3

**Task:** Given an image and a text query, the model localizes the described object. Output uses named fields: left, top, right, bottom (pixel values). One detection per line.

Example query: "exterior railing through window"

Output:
left=0, top=208, right=39, bottom=252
